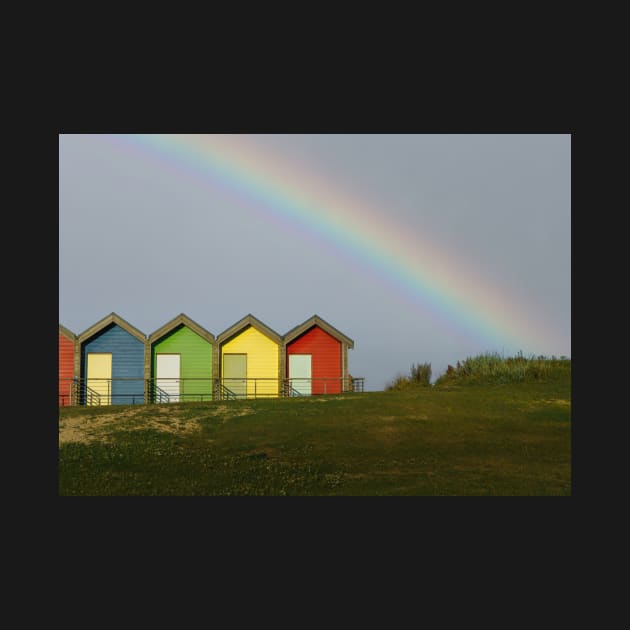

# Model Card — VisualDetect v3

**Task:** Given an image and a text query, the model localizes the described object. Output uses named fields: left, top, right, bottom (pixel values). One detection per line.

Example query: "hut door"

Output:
left=223, top=354, right=247, bottom=399
left=289, top=354, right=312, bottom=396
left=156, top=354, right=181, bottom=402
left=86, top=353, right=112, bottom=406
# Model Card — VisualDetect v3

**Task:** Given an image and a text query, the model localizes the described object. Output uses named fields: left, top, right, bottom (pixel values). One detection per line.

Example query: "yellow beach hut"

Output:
left=217, top=314, right=282, bottom=399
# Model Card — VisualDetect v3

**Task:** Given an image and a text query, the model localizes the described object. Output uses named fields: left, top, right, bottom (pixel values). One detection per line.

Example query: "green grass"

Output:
left=59, top=369, right=571, bottom=496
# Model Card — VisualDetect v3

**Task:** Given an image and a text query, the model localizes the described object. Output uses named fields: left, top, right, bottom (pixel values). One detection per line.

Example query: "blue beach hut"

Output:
left=77, top=312, right=147, bottom=405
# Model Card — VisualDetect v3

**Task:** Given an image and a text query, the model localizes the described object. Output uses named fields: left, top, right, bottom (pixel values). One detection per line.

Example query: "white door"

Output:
left=156, top=354, right=180, bottom=402
left=289, top=354, right=312, bottom=396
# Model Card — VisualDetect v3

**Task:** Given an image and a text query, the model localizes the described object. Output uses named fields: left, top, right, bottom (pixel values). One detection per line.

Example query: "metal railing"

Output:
left=220, top=377, right=278, bottom=400
left=153, top=384, right=171, bottom=404
left=59, top=377, right=77, bottom=406
left=84, top=385, right=102, bottom=406
left=283, top=383, right=304, bottom=397
left=219, top=383, right=238, bottom=400
left=58, top=376, right=365, bottom=406
left=350, top=377, right=365, bottom=393
left=63, top=377, right=146, bottom=406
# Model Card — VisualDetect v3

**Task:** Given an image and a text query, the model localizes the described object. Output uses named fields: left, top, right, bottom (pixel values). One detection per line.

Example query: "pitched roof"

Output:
left=77, top=312, right=146, bottom=344
left=216, top=314, right=282, bottom=345
left=283, top=314, right=354, bottom=348
left=59, top=324, right=77, bottom=341
left=147, top=313, right=215, bottom=345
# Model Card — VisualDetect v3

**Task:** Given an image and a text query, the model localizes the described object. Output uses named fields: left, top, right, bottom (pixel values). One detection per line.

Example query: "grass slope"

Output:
left=59, top=374, right=571, bottom=496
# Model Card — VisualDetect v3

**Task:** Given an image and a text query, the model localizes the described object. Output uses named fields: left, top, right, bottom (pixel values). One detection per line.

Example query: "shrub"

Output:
left=385, top=362, right=432, bottom=391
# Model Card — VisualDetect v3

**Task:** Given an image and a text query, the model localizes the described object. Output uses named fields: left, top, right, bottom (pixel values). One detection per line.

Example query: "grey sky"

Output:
left=59, top=134, right=571, bottom=390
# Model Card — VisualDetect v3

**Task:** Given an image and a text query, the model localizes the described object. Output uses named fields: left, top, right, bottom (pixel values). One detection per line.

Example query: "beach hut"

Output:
left=78, top=313, right=147, bottom=406
left=59, top=324, right=78, bottom=406
left=217, top=314, right=282, bottom=399
left=283, top=315, right=354, bottom=395
left=147, top=313, right=216, bottom=403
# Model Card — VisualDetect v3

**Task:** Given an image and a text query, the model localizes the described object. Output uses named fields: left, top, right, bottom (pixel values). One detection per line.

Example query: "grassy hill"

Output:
left=59, top=363, right=571, bottom=496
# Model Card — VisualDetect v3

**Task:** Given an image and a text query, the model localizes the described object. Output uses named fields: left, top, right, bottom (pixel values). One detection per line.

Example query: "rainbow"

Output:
left=96, top=133, right=561, bottom=353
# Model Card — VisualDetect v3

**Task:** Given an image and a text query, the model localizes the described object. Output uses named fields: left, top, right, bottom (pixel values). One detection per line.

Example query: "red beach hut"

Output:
left=284, top=315, right=354, bottom=395
left=59, top=324, right=77, bottom=406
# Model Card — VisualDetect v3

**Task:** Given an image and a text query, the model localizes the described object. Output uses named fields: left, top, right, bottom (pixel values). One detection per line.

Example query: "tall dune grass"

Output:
left=434, top=352, right=571, bottom=386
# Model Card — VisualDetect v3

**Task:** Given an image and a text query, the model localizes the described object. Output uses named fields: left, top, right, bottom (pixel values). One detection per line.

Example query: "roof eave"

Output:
left=148, top=313, right=215, bottom=344
left=283, top=315, right=354, bottom=348
left=78, top=312, right=146, bottom=344
left=217, top=314, right=281, bottom=345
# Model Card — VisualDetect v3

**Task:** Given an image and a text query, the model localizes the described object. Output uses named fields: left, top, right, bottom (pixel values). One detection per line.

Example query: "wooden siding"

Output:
left=81, top=323, right=146, bottom=405
left=59, top=333, right=75, bottom=405
left=221, top=325, right=279, bottom=397
left=286, top=325, right=342, bottom=394
left=152, top=325, right=213, bottom=400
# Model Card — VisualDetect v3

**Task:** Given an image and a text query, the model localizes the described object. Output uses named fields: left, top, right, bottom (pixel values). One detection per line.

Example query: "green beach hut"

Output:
left=146, top=313, right=216, bottom=403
